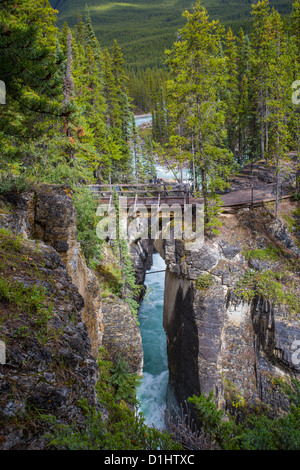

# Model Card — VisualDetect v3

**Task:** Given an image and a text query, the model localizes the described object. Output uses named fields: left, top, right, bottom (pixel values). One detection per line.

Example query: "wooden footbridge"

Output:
left=88, top=181, right=292, bottom=211
left=88, top=182, right=192, bottom=209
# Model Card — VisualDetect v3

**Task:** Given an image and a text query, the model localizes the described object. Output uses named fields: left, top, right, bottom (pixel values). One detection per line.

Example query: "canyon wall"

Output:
left=151, top=206, right=300, bottom=416
left=0, top=185, right=143, bottom=448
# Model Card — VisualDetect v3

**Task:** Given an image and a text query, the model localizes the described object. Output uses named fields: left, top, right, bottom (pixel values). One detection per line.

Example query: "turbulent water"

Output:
left=136, top=253, right=169, bottom=430
left=134, top=114, right=152, bottom=128
left=134, top=113, right=190, bottom=184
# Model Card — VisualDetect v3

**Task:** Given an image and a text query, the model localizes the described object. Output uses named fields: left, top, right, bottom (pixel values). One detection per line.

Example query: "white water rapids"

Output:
left=136, top=253, right=168, bottom=430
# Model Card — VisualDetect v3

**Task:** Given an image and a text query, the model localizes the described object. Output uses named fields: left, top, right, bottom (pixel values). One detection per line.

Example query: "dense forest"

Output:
left=151, top=0, right=300, bottom=227
left=50, top=0, right=294, bottom=68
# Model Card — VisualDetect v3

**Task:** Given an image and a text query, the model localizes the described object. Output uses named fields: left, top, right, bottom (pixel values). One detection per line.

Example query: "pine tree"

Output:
left=290, top=0, right=300, bottom=195
left=0, top=0, right=64, bottom=166
left=165, top=0, right=234, bottom=229
left=265, top=9, right=291, bottom=220
left=84, top=5, right=101, bottom=62
left=236, top=29, right=251, bottom=163
left=249, top=0, right=274, bottom=161
left=62, top=29, right=75, bottom=162
left=224, top=28, right=240, bottom=160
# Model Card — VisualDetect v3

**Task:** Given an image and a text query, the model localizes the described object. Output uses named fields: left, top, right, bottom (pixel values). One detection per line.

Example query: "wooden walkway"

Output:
left=88, top=182, right=292, bottom=211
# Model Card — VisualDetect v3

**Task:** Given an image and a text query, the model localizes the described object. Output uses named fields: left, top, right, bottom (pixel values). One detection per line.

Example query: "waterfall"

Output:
left=136, top=253, right=168, bottom=430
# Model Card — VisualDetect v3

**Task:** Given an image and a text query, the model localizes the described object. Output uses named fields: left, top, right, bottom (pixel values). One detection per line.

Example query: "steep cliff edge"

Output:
left=28, top=184, right=104, bottom=359
left=158, top=201, right=300, bottom=416
left=0, top=185, right=143, bottom=449
left=0, top=194, right=99, bottom=449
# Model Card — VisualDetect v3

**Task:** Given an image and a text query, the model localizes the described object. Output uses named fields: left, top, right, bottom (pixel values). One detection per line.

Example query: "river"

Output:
left=136, top=253, right=168, bottom=430
left=134, top=115, right=168, bottom=430
left=134, top=113, right=190, bottom=183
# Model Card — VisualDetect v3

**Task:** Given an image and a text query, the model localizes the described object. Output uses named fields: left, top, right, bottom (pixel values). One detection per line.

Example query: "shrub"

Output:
left=245, top=245, right=281, bottom=262
left=235, top=269, right=300, bottom=314
left=43, top=349, right=182, bottom=451
left=109, top=356, right=142, bottom=403
left=72, top=186, right=103, bottom=265
left=0, top=171, right=34, bottom=194
left=188, top=379, right=300, bottom=450
left=196, top=273, right=215, bottom=290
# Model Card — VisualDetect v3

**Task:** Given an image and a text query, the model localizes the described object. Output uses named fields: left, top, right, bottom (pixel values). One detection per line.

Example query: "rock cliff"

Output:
left=152, top=202, right=300, bottom=417
left=0, top=185, right=143, bottom=449
left=0, top=191, right=99, bottom=449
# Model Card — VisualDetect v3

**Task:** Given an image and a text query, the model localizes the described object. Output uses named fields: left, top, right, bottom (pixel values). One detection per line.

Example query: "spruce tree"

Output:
left=0, top=0, right=64, bottom=165
left=165, top=0, right=234, bottom=229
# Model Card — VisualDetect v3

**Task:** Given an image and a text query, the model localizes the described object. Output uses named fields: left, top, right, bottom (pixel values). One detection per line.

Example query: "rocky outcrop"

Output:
left=156, top=225, right=300, bottom=416
left=0, top=185, right=144, bottom=448
left=130, top=239, right=154, bottom=302
left=0, top=235, right=99, bottom=449
left=101, top=296, right=143, bottom=375
left=0, top=186, right=104, bottom=359
left=28, top=184, right=103, bottom=358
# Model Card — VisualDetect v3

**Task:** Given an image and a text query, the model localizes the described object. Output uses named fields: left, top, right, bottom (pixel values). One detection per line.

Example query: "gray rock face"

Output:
left=0, top=240, right=99, bottom=450
left=185, top=244, right=219, bottom=279
left=130, top=239, right=154, bottom=302
left=0, top=187, right=143, bottom=449
left=159, top=236, right=300, bottom=418
left=219, top=239, right=241, bottom=260
left=28, top=185, right=103, bottom=358
left=269, top=221, right=300, bottom=257
left=101, top=297, right=143, bottom=376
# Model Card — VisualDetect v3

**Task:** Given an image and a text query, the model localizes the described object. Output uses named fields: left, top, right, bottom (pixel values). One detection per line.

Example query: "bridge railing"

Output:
left=87, top=183, right=191, bottom=197
left=87, top=181, right=294, bottom=208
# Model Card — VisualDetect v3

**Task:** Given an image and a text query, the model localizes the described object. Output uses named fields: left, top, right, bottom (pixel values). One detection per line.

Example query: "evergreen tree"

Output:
left=165, top=0, right=234, bottom=229
left=249, top=0, right=273, bottom=161
left=224, top=28, right=240, bottom=160
left=265, top=8, right=291, bottom=219
left=236, top=29, right=251, bottom=163
left=0, top=0, right=64, bottom=165
left=290, top=0, right=300, bottom=195
left=84, top=5, right=101, bottom=62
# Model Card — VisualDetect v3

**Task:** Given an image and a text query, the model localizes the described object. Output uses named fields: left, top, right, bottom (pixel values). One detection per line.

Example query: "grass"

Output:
left=284, top=206, right=300, bottom=246
left=244, top=245, right=281, bottom=262
left=235, top=269, right=300, bottom=316
left=0, top=228, right=23, bottom=252
left=196, top=272, right=215, bottom=290
left=0, top=228, right=56, bottom=346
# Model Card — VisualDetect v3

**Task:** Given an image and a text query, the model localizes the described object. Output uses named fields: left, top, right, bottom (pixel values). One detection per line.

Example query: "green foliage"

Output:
left=0, top=228, right=57, bottom=345
left=112, top=189, right=141, bottom=318
left=164, top=0, right=234, bottom=226
left=51, top=0, right=293, bottom=69
left=204, top=195, right=223, bottom=237
left=109, top=356, right=141, bottom=403
left=189, top=380, right=300, bottom=450
left=44, top=349, right=182, bottom=450
left=196, top=273, right=215, bottom=290
left=0, top=274, right=54, bottom=342
left=244, top=245, right=281, bottom=262
left=0, top=277, right=47, bottom=316
left=0, top=228, right=23, bottom=252
left=235, top=269, right=300, bottom=314
left=0, top=1, right=134, bottom=188
left=72, top=186, right=103, bottom=265
left=0, top=171, right=34, bottom=195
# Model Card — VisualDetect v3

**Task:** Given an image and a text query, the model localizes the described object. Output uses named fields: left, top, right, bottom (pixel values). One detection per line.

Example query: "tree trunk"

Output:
left=275, top=167, right=280, bottom=222
left=201, top=167, right=208, bottom=225
left=192, top=134, right=196, bottom=196
left=259, top=87, right=265, bottom=161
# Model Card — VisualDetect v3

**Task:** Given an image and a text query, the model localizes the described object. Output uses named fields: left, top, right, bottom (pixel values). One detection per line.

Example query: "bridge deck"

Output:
left=88, top=182, right=292, bottom=210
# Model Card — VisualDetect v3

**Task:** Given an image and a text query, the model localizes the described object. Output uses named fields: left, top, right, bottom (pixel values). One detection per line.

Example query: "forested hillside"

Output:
left=50, top=0, right=293, bottom=68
